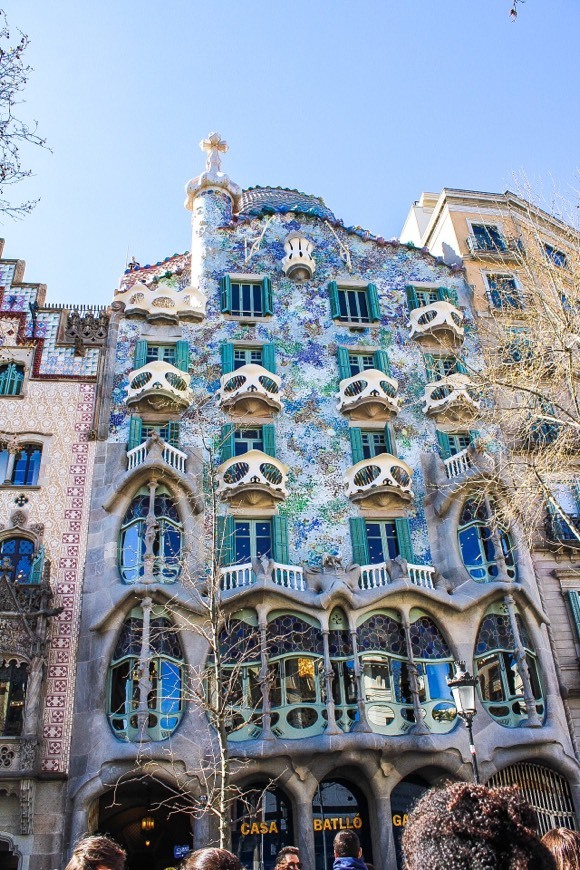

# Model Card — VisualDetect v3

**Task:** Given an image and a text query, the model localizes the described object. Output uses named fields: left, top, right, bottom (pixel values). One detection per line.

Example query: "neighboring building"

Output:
left=63, top=145, right=580, bottom=870
left=401, top=188, right=580, bottom=750
left=0, top=244, right=108, bottom=868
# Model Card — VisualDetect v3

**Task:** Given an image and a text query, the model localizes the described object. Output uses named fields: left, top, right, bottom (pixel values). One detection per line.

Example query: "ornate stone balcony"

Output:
left=423, top=374, right=480, bottom=423
left=409, top=300, right=464, bottom=344
left=217, top=450, right=288, bottom=507
left=127, top=437, right=187, bottom=475
left=218, top=364, right=282, bottom=417
left=126, top=361, right=193, bottom=412
left=337, top=369, right=399, bottom=421
left=114, top=281, right=207, bottom=323
left=345, top=453, right=413, bottom=508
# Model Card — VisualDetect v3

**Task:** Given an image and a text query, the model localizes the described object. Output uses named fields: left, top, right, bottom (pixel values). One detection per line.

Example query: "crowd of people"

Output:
left=64, top=783, right=580, bottom=870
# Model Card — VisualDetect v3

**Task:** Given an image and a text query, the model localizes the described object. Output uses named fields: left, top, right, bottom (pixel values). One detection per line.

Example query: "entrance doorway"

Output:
left=312, top=780, right=371, bottom=870
left=0, top=838, right=20, bottom=870
left=390, top=774, right=429, bottom=869
left=231, top=784, right=293, bottom=870
left=97, top=780, right=193, bottom=870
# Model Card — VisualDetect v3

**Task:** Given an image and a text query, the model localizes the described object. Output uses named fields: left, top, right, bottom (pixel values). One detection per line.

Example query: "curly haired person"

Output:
left=402, top=782, right=556, bottom=869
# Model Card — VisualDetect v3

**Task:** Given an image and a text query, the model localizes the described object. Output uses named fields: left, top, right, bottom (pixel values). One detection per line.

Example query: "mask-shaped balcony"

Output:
left=126, top=360, right=193, bottom=412
left=281, top=234, right=316, bottom=281
left=337, top=369, right=399, bottom=421
left=423, top=374, right=480, bottom=423
left=345, top=453, right=413, bottom=508
left=114, top=281, right=207, bottom=323
left=217, top=449, right=288, bottom=507
left=409, top=300, right=464, bottom=344
left=218, top=364, right=282, bottom=417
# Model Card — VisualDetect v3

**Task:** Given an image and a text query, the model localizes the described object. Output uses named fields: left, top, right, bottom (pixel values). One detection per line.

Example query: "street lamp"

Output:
left=447, top=661, right=480, bottom=784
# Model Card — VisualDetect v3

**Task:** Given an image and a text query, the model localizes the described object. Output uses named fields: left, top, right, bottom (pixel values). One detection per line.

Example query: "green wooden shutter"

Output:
left=220, top=275, right=232, bottom=313
left=568, top=591, right=580, bottom=641
left=262, top=342, right=276, bottom=374
left=373, top=349, right=391, bottom=376
left=439, top=286, right=459, bottom=305
left=423, top=353, right=436, bottom=382
left=221, top=342, right=235, bottom=375
left=394, top=518, right=414, bottom=561
left=166, top=420, right=180, bottom=448
left=436, top=430, right=451, bottom=459
left=367, top=283, right=381, bottom=322
left=217, top=515, right=235, bottom=566
left=349, top=428, right=364, bottom=464
left=337, top=346, right=351, bottom=380
left=134, top=339, right=148, bottom=369
left=128, top=416, right=143, bottom=450
left=220, top=424, right=235, bottom=463
left=175, top=340, right=190, bottom=373
left=350, top=517, right=369, bottom=566
left=406, top=285, right=420, bottom=310
left=384, top=424, right=394, bottom=455
left=272, top=515, right=289, bottom=564
left=328, top=281, right=340, bottom=319
left=29, top=547, right=45, bottom=584
left=262, top=277, right=273, bottom=316
left=262, top=424, right=276, bottom=458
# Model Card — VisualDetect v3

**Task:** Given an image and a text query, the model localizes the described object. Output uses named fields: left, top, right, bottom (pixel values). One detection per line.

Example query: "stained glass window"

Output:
left=458, top=498, right=516, bottom=582
left=119, top=485, right=182, bottom=583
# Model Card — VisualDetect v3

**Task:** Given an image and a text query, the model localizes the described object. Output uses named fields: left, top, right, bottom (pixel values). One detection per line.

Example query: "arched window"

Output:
left=0, top=537, right=35, bottom=583
left=12, top=445, right=42, bottom=486
left=217, top=611, right=262, bottom=742
left=0, top=363, right=24, bottom=397
left=408, top=611, right=456, bottom=734
left=119, top=484, right=182, bottom=583
left=357, top=611, right=411, bottom=734
left=458, top=498, right=516, bottom=582
left=328, top=608, right=357, bottom=732
left=107, top=606, right=183, bottom=741
left=267, top=612, right=325, bottom=738
left=0, top=660, right=28, bottom=736
left=474, top=605, right=544, bottom=727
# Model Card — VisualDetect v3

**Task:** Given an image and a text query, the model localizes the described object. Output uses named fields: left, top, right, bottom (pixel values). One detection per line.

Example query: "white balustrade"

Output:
left=359, top=561, right=435, bottom=590
left=220, top=563, right=254, bottom=591
left=273, top=562, right=305, bottom=591
left=114, top=281, right=207, bottom=323
left=218, top=364, right=282, bottom=415
left=444, top=447, right=473, bottom=479
left=127, top=440, right=187, bottom=473
left=407, top=563, right=435, bottom=589
left=337, top=369, right=399, bottom=420
left=409, top=300, right=464, bottom=342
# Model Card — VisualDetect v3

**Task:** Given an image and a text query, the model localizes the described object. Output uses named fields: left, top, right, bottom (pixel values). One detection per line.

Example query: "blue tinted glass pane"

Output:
left=426, top=663, right=453, bottom=699
left=121, top=524, right=143, bottom=581
left=255, top=521, right=272, bottom=559
left=366, top=523, right=384, bottom=563
left=459, top=527, right=483, bottom=566
left=0, top=450, right=8, bottom=482
left=234, top=522, right=251, bottom=563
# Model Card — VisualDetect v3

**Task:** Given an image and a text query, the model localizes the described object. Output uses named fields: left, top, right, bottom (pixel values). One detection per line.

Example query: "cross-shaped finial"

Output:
left=200, top=132, right=228, bottom=174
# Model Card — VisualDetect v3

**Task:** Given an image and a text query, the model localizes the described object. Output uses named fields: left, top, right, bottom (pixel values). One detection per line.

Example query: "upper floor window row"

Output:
left=0, top=363, right=25, bottom=397
left=467, top=223, right=510, bottom=254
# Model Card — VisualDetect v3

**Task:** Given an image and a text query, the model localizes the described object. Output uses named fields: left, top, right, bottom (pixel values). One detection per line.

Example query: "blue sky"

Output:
left=4, top=0, right=580, bottom=306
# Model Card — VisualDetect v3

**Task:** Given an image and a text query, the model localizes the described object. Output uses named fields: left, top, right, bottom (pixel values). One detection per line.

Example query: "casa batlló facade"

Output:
left=1, top=139, right=579, bottom=870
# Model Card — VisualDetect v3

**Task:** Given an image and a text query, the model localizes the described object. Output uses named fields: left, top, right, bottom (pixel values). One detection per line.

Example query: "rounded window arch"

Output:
left=107, top=605, right=184, bottom=741
left=0, top=537, right=36, bottom=583
left=357, top=610, right=411, bottom=734
left=119, top=484, right=182, bottom=583
left=0, top=363, right=24, bottom=397
left=458, top=498, right=516, bottom=582
left=408, top=610, right=457, bottom=733
left=216, top=609, right=262, bottom=742
left=267, top=611, right=325, bottom=738
left=474, top=603, right=544, bottom=727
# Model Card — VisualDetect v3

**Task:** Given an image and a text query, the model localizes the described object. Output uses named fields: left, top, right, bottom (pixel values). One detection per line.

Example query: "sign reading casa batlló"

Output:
left=240, top=816, right=363, bottom=836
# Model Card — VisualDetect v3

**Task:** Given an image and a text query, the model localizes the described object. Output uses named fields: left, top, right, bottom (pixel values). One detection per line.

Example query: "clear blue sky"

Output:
left=4, top=0, right=580, bottom=306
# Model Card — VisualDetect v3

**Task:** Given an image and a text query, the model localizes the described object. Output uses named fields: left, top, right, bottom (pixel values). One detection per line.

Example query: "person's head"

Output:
left=333, top=830, right=361, bottom=859
left=181, top=848, right=242, bottom=870
left=541, top=828, right=580, bottom=870
left=402, top=782, right=556, bottom=870
left=275, top=846, right=301, bottom=870
left=65, top=835, right=126, bottom=870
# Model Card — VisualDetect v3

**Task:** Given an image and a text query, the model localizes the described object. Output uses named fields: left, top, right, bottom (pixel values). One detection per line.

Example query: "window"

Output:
left=424, top=354, right=466, bottom=381
left=328, top=282, right=381, bottom=324
left=233, top=520, right=272, bottom=563
left=0, top=444, right=42, bottom=486
left=458, top=499, right=516, bottom=582
left=220, top=276, right=273, bottom=318
left=350, top=425, right=395, bottom=462
left=133, top=340, right=189, bottom=372
left=328, top=608, right=357, bottom=731
left=216, top=613, right=262, bottom=741
left=234, top=428, right=264, bottom=455
left=127, top=417, right=180, bottom=451
left=0, top=363, right=24, bottom=397
left=220, top=423, right=276, bottom=463
left=337, top=347, right=391, bottom=380
left=470, top=223, right=507, bottom=253
left=474, top=607, right=543, bottom=727
left=436, top=431, right=476, bottom=459
left=145, top=344, right=176, bottom=365
left=546, top=484, right=580, bottom=547
left=0, top=661, right=27, bottom=736
left=406, top=286, right=459, bottom=310
left=108, top=606, right=183, bottom=742
left=234, top=347, right=263, bottom=369
left=528, top=400, right=560, bottom=448
left=0, top=537, right=35, bottom=582
left=350, top=517, right=414, bottom=566
left=501, top=328, right=533, bottom=365
left=119, top=485, right=182, bottom=583
left=486, top=274, right=521, bottom=309
left=217, top=515, right=288, bottom=567
left=544, top=243, right=568, bottom=268
left=221, top=342, right=276, bottom=375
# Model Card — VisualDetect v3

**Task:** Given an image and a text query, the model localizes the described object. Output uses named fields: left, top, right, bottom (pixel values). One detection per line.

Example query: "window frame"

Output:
left=483, top=272, right=522, bottom=310
left=329, top=281, right=381, bottom=325
left=544, top=243, right=568, bottom=269
left=220, top=275, right=273, bottom=319
left=0, top=362, right=25, bottom=397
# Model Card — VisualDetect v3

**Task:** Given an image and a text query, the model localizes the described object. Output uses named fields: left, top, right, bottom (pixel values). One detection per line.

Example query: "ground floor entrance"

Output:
left=313, top=779, right=371, bottom=870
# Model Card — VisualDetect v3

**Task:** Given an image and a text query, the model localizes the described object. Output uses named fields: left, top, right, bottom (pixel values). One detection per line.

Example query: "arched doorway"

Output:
left=488, top=762, right=577, bottom=834
left=97, top=779, right=193, bottom=870
left=231, top=784, right=293, bottom=870
left=0, top=837, right=21, bottom=870
left=390, top=774, right=429, bottom=869
left=312, top=779, right=371, bottom=870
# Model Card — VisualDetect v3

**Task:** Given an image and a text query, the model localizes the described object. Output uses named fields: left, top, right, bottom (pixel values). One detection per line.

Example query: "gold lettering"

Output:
left=250, top=823, right=260, bottom=835
left=332, top=818, right=339, bottom=830
left=403, top=814, right=408, bottom=827
left=240, top=823, right=250, bottom=836
left=392, top=815, right=401, bottom=827
left=353, top=816, right=362, bottom=830
left=313, top=820, right=322, bottom=832
left=269, top=822, right=278, bottom=834
left=323, top=819, right=332, bottom=831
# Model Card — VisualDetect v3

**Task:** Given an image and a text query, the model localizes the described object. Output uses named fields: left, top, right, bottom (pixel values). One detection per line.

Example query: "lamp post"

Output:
left=447, top=661, right=480, bottom=784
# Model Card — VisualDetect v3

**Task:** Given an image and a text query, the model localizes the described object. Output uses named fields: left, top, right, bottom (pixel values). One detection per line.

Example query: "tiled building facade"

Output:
left=2, top=148, right=580, bottom=870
